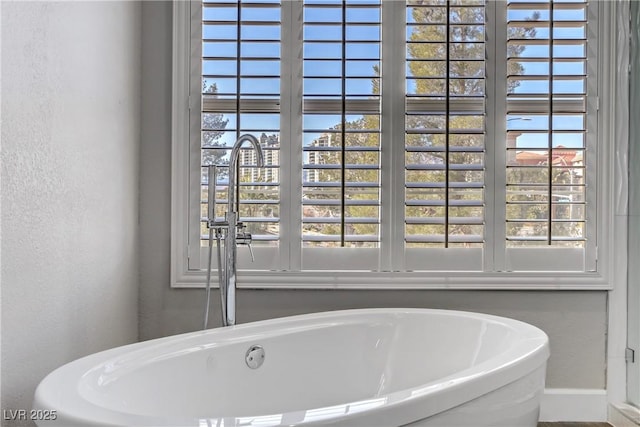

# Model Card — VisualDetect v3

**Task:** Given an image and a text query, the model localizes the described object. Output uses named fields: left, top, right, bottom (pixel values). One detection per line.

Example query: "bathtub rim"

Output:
left=33, top=308, right=550, bottom=427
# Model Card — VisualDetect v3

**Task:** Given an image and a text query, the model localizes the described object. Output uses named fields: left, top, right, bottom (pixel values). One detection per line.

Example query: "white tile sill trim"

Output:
left=173, top=271, right=613, bottom=290
left=541, top=389, right=607, bottom=423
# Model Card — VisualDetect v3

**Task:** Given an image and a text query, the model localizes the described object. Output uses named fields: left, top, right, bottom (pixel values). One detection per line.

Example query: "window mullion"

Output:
left=488, top=0, right=507, bottom=272
left=380, top=0, right=405, bottom=272
left=280, top=0, right=302, bottom=271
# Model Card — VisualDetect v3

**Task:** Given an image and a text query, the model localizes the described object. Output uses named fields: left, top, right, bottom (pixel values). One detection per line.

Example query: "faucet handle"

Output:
left=235, top=225, right=256, bottom=262
left=247, top=242, right=255, bottom=263
left=236, top=231, right=252, bottom=244
left=236, top=231, right=255, bottom=262
left=235, top=224, right=252, bottom=244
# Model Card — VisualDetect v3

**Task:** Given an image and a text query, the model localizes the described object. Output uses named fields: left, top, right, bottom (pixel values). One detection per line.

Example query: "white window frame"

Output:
left=171, top=0, right=626, bottom=290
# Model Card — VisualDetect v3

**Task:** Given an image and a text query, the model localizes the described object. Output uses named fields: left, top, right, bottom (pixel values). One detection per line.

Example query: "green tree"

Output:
left=200, top=82, right=229, bottom=239
left=304, top=1, right=540, bottom=247
left=309, top=116, right=380, bottom=247
left=201, top=82, right=229, bottom=172
left=404, top=2, right=537, bottom=246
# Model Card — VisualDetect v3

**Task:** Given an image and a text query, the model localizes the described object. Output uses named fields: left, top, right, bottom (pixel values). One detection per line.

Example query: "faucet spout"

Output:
left=228, top=134, right=264, bottom=216
left=221, top=134, right=264, bottom=327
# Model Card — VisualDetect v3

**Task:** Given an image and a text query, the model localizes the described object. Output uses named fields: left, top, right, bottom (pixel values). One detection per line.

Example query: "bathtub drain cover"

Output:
left=245, top=345, right=265, bottom=369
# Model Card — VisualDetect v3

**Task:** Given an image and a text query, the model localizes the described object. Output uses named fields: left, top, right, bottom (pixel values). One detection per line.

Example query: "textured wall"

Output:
left=139, top=1, right=607, bottom=390
left=1, top=2, right=141, bottom=425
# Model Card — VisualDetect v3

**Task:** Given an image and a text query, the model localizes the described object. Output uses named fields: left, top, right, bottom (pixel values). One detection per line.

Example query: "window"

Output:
left=172, top=0, right=615, bottom=288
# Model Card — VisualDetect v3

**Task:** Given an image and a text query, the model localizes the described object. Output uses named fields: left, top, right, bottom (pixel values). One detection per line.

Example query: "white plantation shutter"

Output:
left=192, top=0, right=283, bottom=270
left=174, top=0, right=603, bottom=285
left=403, top=0, right=486, bottom=271
left=301, top=0, right=382, bottom=270
left=502, top=0, right=595, bottom=271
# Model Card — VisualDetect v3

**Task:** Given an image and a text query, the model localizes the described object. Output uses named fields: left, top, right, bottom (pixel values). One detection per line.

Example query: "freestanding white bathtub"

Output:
left=33, top=308, right=549, bottom=427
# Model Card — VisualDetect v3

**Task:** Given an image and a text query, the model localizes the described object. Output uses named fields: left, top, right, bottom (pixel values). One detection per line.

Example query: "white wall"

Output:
left=1, top=2, right=141, bottom=425
left=139, top=0, right=608, bottom=390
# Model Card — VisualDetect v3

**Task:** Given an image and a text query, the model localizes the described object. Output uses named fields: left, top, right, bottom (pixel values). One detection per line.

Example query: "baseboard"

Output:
left=539, top=388, right=608, bottom=422
left=609, top=403, right=640, bottom=427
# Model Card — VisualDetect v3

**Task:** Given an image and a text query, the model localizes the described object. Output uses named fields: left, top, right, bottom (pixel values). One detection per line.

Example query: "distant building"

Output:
left=239, top=133, right=280, bottom=183
left=304, top=133, right=335, bottom=183
left=515, top=146, right=581, bottom=167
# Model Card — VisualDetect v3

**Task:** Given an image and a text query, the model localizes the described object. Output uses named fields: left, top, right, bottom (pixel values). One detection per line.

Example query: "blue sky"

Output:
left=203, top=1, right=587, bottom=149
